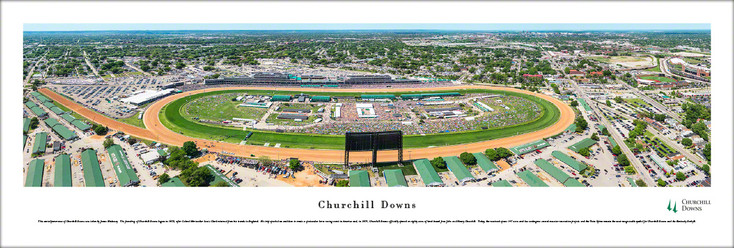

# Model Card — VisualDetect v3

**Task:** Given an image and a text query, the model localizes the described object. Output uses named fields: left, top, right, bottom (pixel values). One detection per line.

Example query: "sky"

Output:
left=23, top=23, right=711, bottom=32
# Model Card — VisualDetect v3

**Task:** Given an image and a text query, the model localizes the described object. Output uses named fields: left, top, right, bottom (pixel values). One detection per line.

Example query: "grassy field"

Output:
left=182, top=93, right=269, bottom=122
left=645, top=57, right=662, bottom=72
left=160, top=89, right=562, bottom=149
left=375, top=162, right=418, bottom=176
left=639, top=76, right=677, bottom=83
left=624, top=98, right=652, bottom=109
left=117, top=113, right=146, bottom=128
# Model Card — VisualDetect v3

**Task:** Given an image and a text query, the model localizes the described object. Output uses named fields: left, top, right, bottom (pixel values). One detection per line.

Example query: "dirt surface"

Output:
left=41, top=85, right=574, bottom=163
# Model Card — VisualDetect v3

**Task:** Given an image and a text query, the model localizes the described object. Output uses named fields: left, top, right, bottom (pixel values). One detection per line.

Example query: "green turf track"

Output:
left=160, top=89, right=561, bottom=149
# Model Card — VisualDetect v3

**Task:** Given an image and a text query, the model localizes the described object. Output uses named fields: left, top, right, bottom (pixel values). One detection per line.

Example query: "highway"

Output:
left=628, top=85, right=683, bottom=122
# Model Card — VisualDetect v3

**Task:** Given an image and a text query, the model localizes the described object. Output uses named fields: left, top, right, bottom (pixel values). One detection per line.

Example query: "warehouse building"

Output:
left=107, top=145, right=140, bottom=187
left=54, top=154, right=72, bottom=187
left=32, top=132, right=48, bottom=155
left=25, top=159, right=45, bottom=187
left=120, top=89, right=175, bottom=106
left=81, top=149, right=105, bottom=187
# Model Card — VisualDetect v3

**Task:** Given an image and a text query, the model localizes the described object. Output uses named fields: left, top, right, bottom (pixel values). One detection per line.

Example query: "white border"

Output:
left=2, top=1, right=732, bottom=247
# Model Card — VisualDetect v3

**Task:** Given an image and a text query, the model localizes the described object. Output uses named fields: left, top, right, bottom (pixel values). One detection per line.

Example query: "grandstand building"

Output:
left=204, top=73, right=424, bottom=85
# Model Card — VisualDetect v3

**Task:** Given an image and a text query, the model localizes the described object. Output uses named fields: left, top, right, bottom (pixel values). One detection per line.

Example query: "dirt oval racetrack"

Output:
left=41, top=85, right=574, bottom=163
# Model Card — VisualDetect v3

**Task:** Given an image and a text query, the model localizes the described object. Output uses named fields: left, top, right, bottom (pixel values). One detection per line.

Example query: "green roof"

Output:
left=43, top=101, right=56, bottom=109
left=516, top=170, right=549, bottom=187
left=60, top=113, right=76, bottom=123
left=565, top=123, right=577, bottom=132
left=534, top=159, right=584, bottom=187
left=492, top=180, right=513, bottom=187
left=348, top=170, right=371, bottom=187
left=30, top=106, right=47, bottom=116
left=568, top=138, right=597, bottom=152
left=157, top=149, right=168, bottom=157
left=473, top=153, right=499, bottom=173
left=205, top=164, right=239, bottom=187
left=577, top=98, right=592, bottom=111
left=383, top=169, right=408, bottom=187
left=31, top=91, right=51, bottom=102
left=510, top=139, right=550, bottom=155
left=71, top=120, right=91, bottom=131
left=23, top=118, right=31, bottom=133
left=443, top=156, right=474, bottom=182
left=25, top=101, right=38, bottom=109
left=271, top=95, right=292, bottom=101
left=50, top=106, right=65, bottom=115
left=32, top=132, right=48, bottom=154
left=25, top=159, right=45, bottom=187
left=81, top=149, right=105, bottom=187
left=413, top=159, right=443, bottom=186
left=608, top=137, right=618, bottom=149
left=44, top=118, right=61, bottom=127
left=311, top=96, right=332, bottom=102
left=52, top=124, right=77, bottom=140
left=551, top=151, right=588, bottom=172
left=563, top=178, right=586, bottom=187
left=162, top=177, right=186, bottom=187
left=596, top=124, right=606, bottom=132
left=627, top=177, right=638, bottom=187
left=54, top=154, right=72, bottom=187
left=107, top=145, right=140, bottom=187
left=361, top=94, right=395, bottom=99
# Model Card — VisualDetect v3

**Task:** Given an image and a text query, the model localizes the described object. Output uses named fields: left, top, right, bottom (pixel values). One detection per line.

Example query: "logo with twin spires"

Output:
left=667, top=199, right=677, bottom=213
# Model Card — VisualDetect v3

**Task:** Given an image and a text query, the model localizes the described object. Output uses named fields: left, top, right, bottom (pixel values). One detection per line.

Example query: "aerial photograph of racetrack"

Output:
left=22, top=24, right=712, bottom=187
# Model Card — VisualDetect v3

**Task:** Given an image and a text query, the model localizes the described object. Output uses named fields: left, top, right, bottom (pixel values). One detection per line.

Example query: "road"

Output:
left=24, top=56, right=45, bottom=85
left=123, top=59, right=153, bottom=77
left=568, top=80, right=655, bottom=186
left=627, top=83, right=682, bottom=122
left=82, top=51, right=103, bottom=79
left=40, top=85, right=575, bottom=163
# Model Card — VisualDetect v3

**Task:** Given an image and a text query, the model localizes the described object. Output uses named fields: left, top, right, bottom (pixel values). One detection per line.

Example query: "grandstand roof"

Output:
left=23, top=118, right=31, bottom=133
left=492, top=180, right=513, bottom=187
left=71, top=120, right=92, bottom=131
left=162, top=177, right=186, bottom=187
left=81, top=149, right=105, bottom=187
left=383, top=169, right=408, bottom=187
left=120, top=89, right=174, bottom=105
left=443, top=156, right=474, bottom=183
left=32, top=132, right=48, bottom=154
left=551, top=151, right=588, bottom=172
left=107, top=145, right=140, bottom=187
left=349, top=170, right=371, bottom=187
left=205, top=164, right=239, bottom=187
left=516, top=170, right=548, bottom=187
left=413, top=159, right=443, bottom=186
left=510, top=139, right=550, bottom=155
left=473, top=153, right=499, bottom=173
left=54, top=154, right=72, bottom=187
left=52, top=124, right=77, bottom=140
left=568, top=138, right=597, bottom=152
left=361, top=94, right=395, bottom=99
left=60, top=113, right=76, bottom=123
left=534, top=159, right=584, bottom=187
left=26, top=159, right=45, bottom=187
left=400, top=92, right=461, bottom=99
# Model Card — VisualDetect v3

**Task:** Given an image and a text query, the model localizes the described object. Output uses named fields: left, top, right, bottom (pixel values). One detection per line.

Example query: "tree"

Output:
left=485, top=148, right=499, bottom=161
left=181, top=166, right=214, bottom=187
left=681, top=138, right=692, bottom=147
left=459, top=152, right=476, bottom=165
left=570, top=100, right=579, bottom=107
left=606, top=100, right=611, bottom=106
left=564, top=67, right=571, bottom=74
left=657, top=179, right=667, bottom=187
left=203, top=65, right=214, bottom=71
left=103, top=138, right=114, bottom=148
left=676, top=172, right=686, bottom=181
left=575, top=116, right=588, bottom=133
left=591, top=133, right=599, bottom=141
left=29, top=117, right=39, bottom=129
left=601, top=127, right=610, bottom=136
left=654, top=114, right=667, bottom=122
left=624, top=166, right=636, bottom=174
left=635, top=179, right=647, bottom=187
left=431, top=157, right=446, bottom=169
left=127, top=138, right=138, bottom=145
left=703, top=143, right=711, bottom=161
left=175, top=62, right=186, bottom=69
left=93, top=125, right=108, bottom=135
left=602, top=70, right=612, bottom=77
left=578, top=147, right=590, bottom=157
left=335, top=180, right=349, bottom=187
left=617, top=153, right=630, bottom=166
left=212, top=181, right=229, bottom=187
left=701, top=164, right=710, bottom=175
left=158, top=173, right=170, bottom=185
left=495, top=147, right=513, bottom=159
left=182, top=141, right=199, bottom=157
left=289, top=158, right=301, bottom=171
left=614, top=96, right=624, bottom=103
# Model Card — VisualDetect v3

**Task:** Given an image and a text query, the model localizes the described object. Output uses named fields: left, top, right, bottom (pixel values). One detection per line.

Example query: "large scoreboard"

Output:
left=344, top=131, right=403, bottom=166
